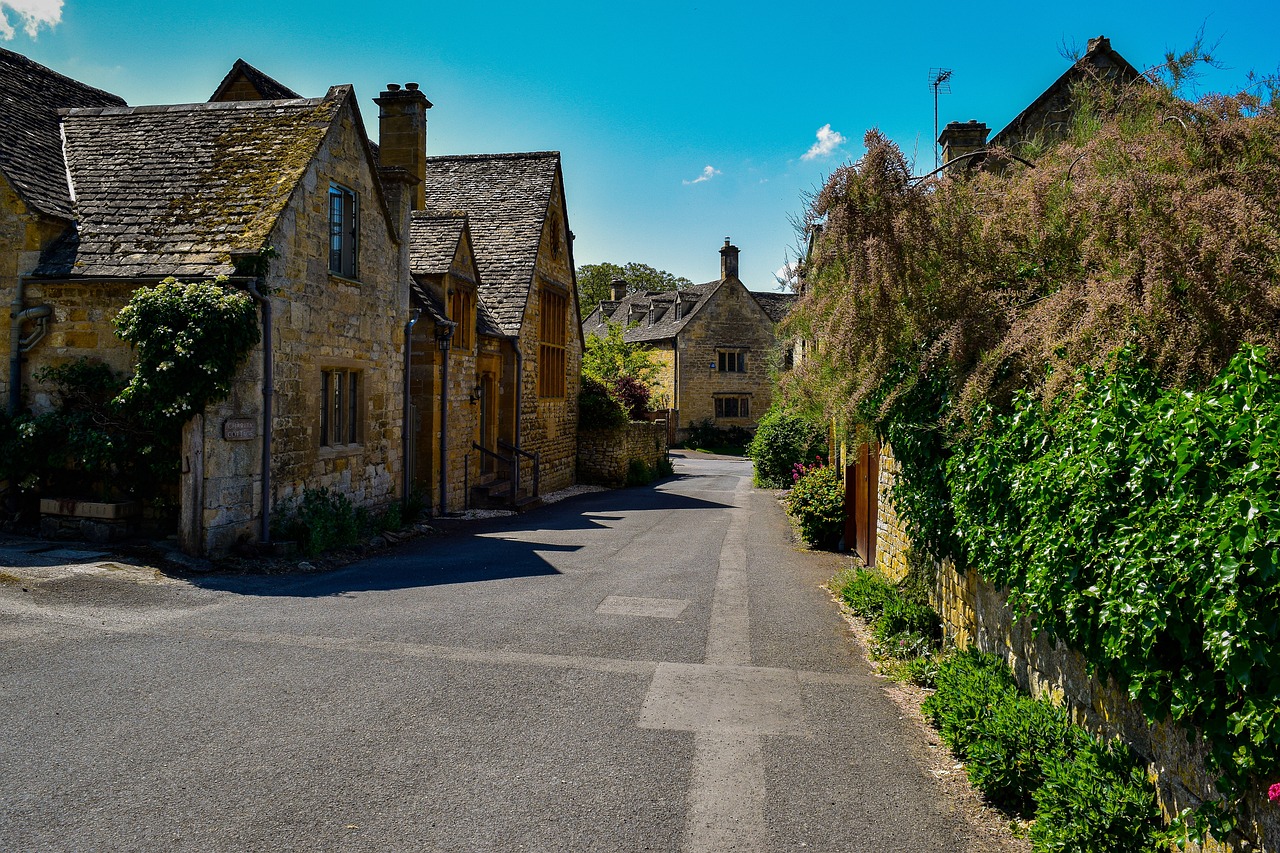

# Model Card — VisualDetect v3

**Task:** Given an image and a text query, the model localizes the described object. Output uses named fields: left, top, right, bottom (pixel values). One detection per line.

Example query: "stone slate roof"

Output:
left=583, top=281, right=721, bottom=344
left=752, top=291, right=797, bottom=323
left=0, top=47, right=126, bottom=220
left=420, top=152, right=561, bottom=337
left=35, top=91, right=345, bottom=279
left=209, top=58, right=302, bottom=102
left=584, top=281, right=793, bottom=343
left=408, top=211, right=503, bottom=337
left=409, top=212, right=468, bottom=276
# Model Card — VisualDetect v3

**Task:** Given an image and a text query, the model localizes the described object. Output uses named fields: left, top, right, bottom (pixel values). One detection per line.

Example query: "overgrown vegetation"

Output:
left=922, top=651, right=1168, bottom=852
left=579, top=321, right=662, bottom=427
left=786, top=47, right=1280, bottom=830
left=784, top=460, right=843, bottom=549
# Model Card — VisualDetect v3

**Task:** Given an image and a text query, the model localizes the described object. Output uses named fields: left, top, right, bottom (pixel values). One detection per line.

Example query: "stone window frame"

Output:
left=328, top=183, right=359, bottom=280
left=320, top=366, right=364, bottom=450
left=538, top=285, right=568, bottom=399
left=716, top=348, right=747, bottom=373
left=714, top=394, right=750, bottom=419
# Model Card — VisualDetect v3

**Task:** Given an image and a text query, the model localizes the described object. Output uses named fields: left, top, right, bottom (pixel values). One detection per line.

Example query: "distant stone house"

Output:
left=582, top=239, right=794, bottom=436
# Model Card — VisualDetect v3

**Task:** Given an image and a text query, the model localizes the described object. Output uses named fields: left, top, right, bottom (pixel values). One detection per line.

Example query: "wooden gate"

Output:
left=843, top=441, right=879, bottom=567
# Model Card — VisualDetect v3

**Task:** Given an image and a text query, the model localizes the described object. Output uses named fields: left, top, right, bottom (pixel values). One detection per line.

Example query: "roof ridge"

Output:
left=0, top=46, right=126, bottom=106
left=425, top=151, right=560, bottom=162
left=60, top=96, right=326, bottom=118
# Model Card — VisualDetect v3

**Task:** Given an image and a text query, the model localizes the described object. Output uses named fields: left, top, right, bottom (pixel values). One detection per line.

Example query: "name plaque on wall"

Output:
left=223, top=418, right=257, bottom=441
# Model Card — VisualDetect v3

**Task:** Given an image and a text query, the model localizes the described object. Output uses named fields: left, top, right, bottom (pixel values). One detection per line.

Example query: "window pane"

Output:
left=329, top=191, right=343, bottom=273
left=333, top=372, right=345, bottom=443
left=320, top=371, right=331, bottom=446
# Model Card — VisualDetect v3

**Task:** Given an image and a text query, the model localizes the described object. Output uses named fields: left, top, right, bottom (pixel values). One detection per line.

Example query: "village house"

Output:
left=0, top=49, right=580, bottom=554
left=581, top=239, right=793, bottom=437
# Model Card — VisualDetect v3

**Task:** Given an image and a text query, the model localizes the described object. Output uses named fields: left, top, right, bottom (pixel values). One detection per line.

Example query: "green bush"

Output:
left=1030, top=737, right=1166, bottom=853
left=274, top=487, right=366, bottom=556
left=747, top=406, right=826, bottom=488
left=965, top=694, right=1081, bottom=816
left=625, top=458, right=653, bottom=486
left=684, top=418, right=751, bottom=453
left=785, top=464, right=844, bottom=548
left=837, top=568, right=896, bottom=619
left=578, top=375, right=628, bottom=430
left=922, top=650, right=1020, bottom=759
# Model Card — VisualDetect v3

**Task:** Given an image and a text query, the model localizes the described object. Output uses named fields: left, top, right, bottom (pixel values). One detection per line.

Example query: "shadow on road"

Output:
left=186, top=477, right=732, bottom=598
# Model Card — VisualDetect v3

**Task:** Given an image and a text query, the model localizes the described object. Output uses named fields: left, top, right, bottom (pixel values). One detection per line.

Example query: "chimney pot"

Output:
left=387, top=83, right=401, bottom=91
left=406, top=82, right=420, bottom=91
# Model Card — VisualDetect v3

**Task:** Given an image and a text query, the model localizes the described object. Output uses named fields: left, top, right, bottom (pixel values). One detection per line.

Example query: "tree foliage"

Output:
left=577, top=261, right=693, bottom=319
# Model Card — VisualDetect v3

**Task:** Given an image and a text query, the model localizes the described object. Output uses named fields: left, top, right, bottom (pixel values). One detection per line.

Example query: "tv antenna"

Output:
left=928, top=68, right=953, bottom=170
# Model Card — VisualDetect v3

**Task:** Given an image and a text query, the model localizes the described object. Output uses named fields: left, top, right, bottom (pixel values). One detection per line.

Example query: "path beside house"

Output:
left=0, top=452, right=1012, bottom=852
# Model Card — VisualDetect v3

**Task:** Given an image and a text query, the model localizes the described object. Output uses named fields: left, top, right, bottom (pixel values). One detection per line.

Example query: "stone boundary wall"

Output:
left=576, top=421, right=668, bottom=487
left=872, top=440, right=1276, bottom=852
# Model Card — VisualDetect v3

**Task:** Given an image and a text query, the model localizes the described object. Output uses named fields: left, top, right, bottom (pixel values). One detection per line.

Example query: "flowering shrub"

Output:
left=746, top=406, right=826, bottom=488
left=785, top=462, right=843, bottom=548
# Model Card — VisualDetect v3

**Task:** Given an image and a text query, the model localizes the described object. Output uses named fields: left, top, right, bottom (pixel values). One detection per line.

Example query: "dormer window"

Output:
left=329, top=184, right=358, bottom=279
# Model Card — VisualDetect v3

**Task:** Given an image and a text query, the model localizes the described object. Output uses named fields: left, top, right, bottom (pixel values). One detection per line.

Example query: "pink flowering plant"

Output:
left=784, top=458, right=844, bottom=549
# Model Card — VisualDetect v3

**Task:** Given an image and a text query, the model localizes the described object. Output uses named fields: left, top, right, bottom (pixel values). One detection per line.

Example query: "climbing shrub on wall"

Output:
left=114, top=277, right=260, bottom=429
left=949, top=345, right=1280, bottom=814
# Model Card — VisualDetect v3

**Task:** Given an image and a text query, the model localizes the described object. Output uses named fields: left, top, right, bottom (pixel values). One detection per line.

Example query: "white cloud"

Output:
left=683, top=165, right=721, bottom=185
left=802, top=124, right=846, bottom=161
left=774, top=261, right=799, bottom=288
left=0, top=0, right=63, bottom=40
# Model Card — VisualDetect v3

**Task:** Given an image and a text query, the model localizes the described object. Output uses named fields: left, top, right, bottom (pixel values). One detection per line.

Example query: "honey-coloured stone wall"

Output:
left=577, top=421, right=668, bottom=487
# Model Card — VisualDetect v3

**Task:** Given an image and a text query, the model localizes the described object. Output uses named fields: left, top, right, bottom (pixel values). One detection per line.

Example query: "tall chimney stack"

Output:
left=719, top=237, right=740, bottom=280
left=610, top=278, right=627, bottom=301
left=374, top=82, right=432, bottom=210
left=938, top=120, right=990, bottom=172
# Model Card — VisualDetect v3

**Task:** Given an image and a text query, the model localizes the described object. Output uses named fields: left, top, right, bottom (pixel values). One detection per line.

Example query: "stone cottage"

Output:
left=581, top=239, right=794, bottom=437
left=0, top=47, right=415, bottom=555
left=418, top=152, right=584, bottom=499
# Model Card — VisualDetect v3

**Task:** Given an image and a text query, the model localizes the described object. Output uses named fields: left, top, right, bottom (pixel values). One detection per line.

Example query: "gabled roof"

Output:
left=991, top=36, right=1143, bottom=148
left=584, top=281, right=721, bottom=344
left=0, top=47, right=126, bottom=220
left=409, top=211, right=469, bottom=277
left=752, top=291, right=798, bottom=323
left=209, top=58, right=302, bottom=102
left=420, top=151, right=562, bottom=337
left=35, top=89, right=347, bottom=279
left=408, top=210, right=503, bottom=337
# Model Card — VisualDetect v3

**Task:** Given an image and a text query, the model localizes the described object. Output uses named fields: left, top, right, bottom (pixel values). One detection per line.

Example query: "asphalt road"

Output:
left=0, top=452, right=981, bottom=852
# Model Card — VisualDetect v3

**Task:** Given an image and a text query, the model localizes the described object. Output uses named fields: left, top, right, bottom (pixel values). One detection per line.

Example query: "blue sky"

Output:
left=5, top=1, right=1279, bottom=291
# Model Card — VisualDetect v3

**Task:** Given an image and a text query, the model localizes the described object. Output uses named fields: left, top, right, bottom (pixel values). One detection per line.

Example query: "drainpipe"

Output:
left=435, top=324, right=454, bottom=514
left=8, top=276, right=52, bottom=415
left=402, top=308, right=422, bottom=512
left=512, top=342, right=523, bottom=449
left=246, top=281, right=273, bottom=544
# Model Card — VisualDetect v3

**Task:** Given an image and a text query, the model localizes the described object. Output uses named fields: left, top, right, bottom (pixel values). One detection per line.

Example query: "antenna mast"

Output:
left=928, top=67, right=953, bottom=171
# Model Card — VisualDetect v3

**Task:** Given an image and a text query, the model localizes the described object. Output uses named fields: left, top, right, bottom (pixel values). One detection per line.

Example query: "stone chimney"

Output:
left=610, top=278, right=627, bottom=301
left=374, top=82, right=432, bottom=210
left=938, top=120, right=990, bottom=169
left=1086, top=36, right=1110, bottom=55
left=719, top=237, right=740, bottom=280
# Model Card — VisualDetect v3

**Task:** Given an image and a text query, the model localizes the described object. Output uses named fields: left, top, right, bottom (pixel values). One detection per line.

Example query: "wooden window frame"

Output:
left=538, top=286, right=568, bottom=398
left=449, top=286, right=474, bottom=351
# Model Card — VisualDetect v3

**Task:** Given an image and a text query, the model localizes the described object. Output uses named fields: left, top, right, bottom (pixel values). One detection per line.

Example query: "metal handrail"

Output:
left=498, top=440, right=541, bottom=497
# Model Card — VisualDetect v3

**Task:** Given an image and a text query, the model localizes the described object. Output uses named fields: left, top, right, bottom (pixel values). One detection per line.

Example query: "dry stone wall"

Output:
left=577, top=421, right=668, bottom=487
